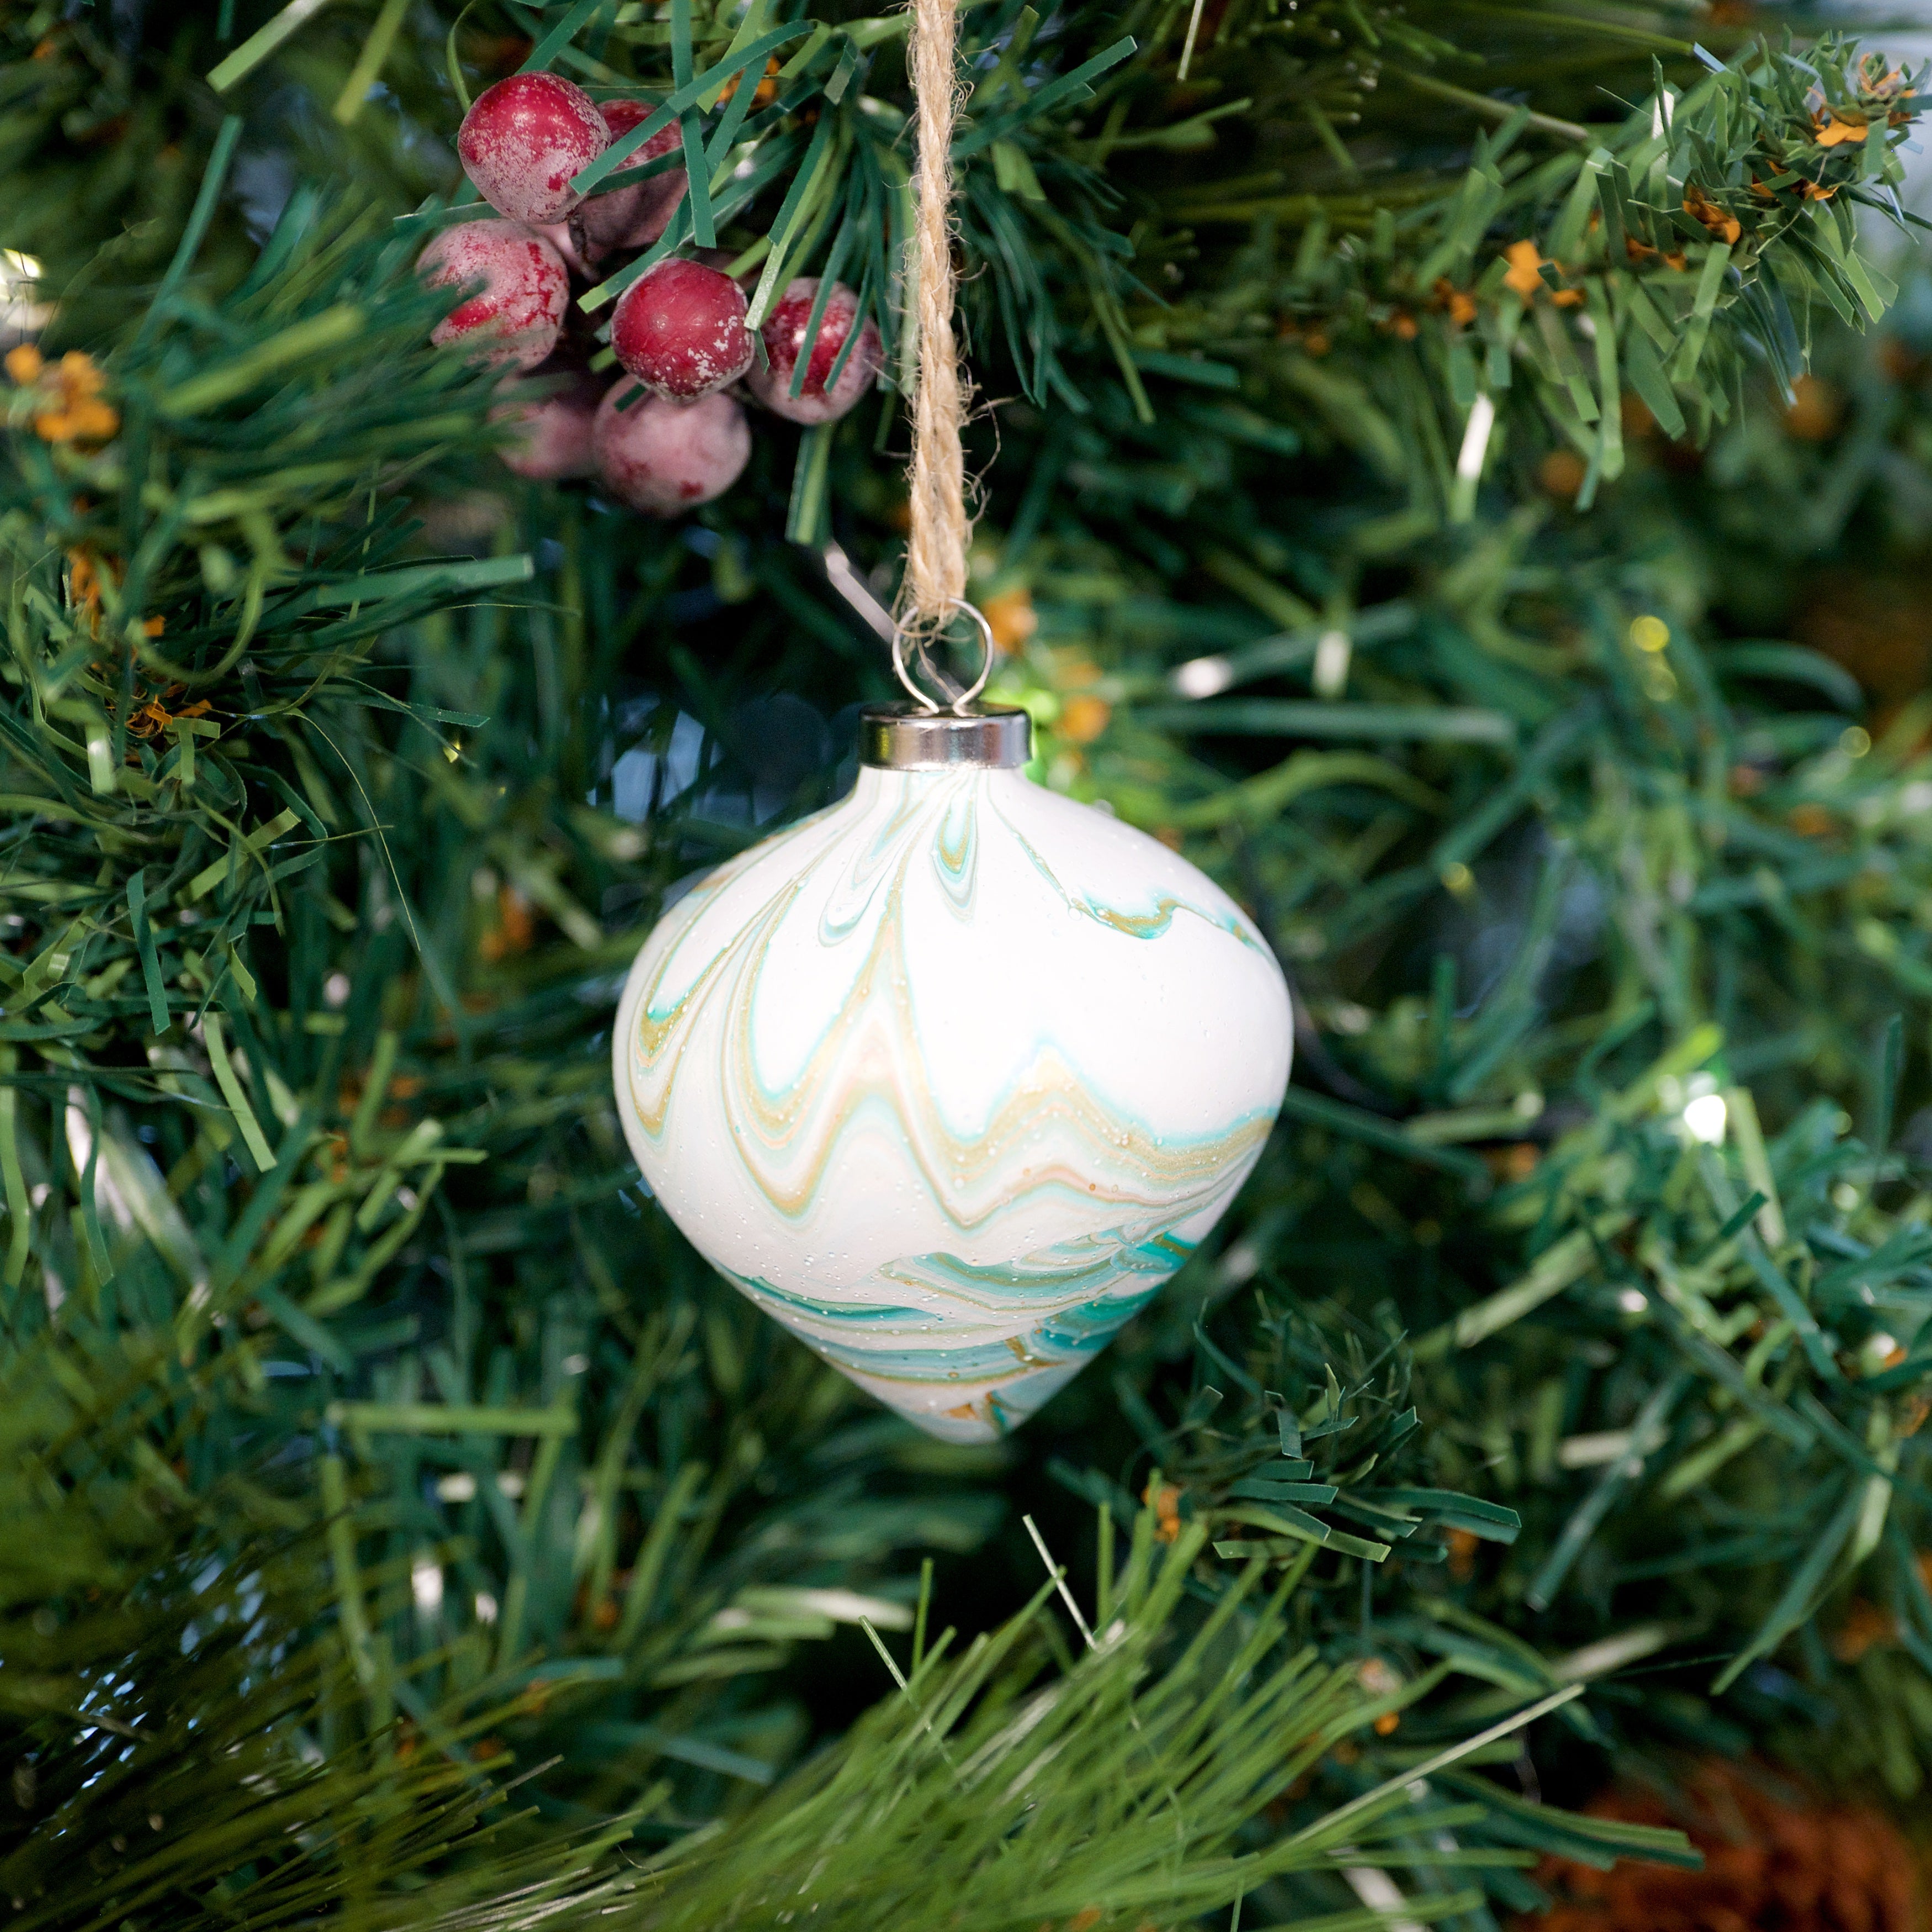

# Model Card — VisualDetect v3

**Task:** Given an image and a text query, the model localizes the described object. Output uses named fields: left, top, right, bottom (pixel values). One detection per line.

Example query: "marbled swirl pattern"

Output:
left=614, top=765, right=1293, bottom=1440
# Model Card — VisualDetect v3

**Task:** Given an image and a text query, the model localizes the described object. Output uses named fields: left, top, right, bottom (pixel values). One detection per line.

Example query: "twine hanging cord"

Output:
left=899, top=0, right=973, bottom=653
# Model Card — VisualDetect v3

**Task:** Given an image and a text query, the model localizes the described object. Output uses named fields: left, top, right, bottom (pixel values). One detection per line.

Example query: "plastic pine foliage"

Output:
left=0, top=1325, right=589, bottom=1932
left=8, top=0, right=1932, bottom=1925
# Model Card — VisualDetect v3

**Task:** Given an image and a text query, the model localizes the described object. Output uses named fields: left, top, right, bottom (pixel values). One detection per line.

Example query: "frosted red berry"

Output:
left=493, top=371, right=601, bottom=480
left=592, top=383, right=751, bottom=514
left=531, top=220, right=598, bottom=276
left=457, top=72, right=609, bottom=225
left=611, top=259, right=754, bottom=401
left=578, top=100, right=687, bottom=251
left=421, top=220, right=569, bottom=371
left=746, top=279, right=882, bottom=424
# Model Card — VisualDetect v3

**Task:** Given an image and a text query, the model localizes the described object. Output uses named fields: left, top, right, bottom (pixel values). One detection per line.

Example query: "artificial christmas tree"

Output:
left=6, top=2, right=1932, bottom=1929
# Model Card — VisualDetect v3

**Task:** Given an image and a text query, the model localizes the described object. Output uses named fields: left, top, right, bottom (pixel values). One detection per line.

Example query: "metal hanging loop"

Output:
left=891, top=597, right=995, bottom=716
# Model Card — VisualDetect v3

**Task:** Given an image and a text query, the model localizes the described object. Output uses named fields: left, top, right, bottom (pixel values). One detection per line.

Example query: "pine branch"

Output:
left=7, top=0, right=1932, bottom=1887
left=0, top=1327, right=583, bottom=1932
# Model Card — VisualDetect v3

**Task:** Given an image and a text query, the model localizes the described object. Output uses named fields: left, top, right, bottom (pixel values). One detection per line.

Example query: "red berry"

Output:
left=422, top=220, right=568, bottom=371
left=611, top=259, right=754, bottom=401
left=578, top=100, right=687, bottom=251
left=457, top=72, right=609, bottom=225
left=592, top=383, right=750, bottom=515
left=531, top=220, right=598, bottom=275
left=493, top=371, right=600, bottom=479
left=746, top=279, right=882, bottom=424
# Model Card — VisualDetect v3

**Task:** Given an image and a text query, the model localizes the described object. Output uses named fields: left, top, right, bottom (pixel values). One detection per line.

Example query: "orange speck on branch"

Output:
left=1785, top=374, right=1843, bottom=442
left=1813, top=107, right=1870, bottom=145
left=24, top=351, right=119, bottom=446
left=719, top=56, right=781, bottom=108
left=1142, top=1478, right=1182, bottom=1542
left=1682, top=183, right=1742, bottom=245
left=1502, top=240, right=1546, bottom=302
left=982, top=586, right=1038, bottom=654
left=1059, top=694, right=1111, bottom=745
left=1431, top=278, right=1478, bottom=327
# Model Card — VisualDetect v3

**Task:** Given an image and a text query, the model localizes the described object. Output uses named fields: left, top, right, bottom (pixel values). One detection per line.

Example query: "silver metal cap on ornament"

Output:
left=858, top=598, right=1029, bottom=769
left=859, top=701, right=1031, bottom=771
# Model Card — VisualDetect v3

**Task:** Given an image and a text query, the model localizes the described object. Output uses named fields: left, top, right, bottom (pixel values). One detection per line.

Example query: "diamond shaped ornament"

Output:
left=613, top=703, right=1293, bottom=1441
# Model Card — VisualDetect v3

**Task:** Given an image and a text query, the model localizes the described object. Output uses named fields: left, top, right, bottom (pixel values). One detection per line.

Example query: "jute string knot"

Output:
left=900, top=0, right=972, bottom=638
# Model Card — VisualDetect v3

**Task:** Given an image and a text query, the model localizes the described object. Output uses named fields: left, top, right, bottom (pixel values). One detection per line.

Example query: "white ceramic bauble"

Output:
left=612, top=705, right=1293, bottom=1441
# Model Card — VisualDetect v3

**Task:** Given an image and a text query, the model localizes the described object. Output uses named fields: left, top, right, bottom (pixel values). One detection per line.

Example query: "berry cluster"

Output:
left=422, top=72, right=883, bottom=516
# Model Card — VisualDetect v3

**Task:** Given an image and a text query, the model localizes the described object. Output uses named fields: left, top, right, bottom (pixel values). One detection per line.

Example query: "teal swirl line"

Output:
left=989, top=790, right=1268, bottom=953
left=722, top=1266, right=1167, bottom=1388
left=714, top=1219, right=1200, bottom=1403
left=876, top=1224, right=1196, bottom=1308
